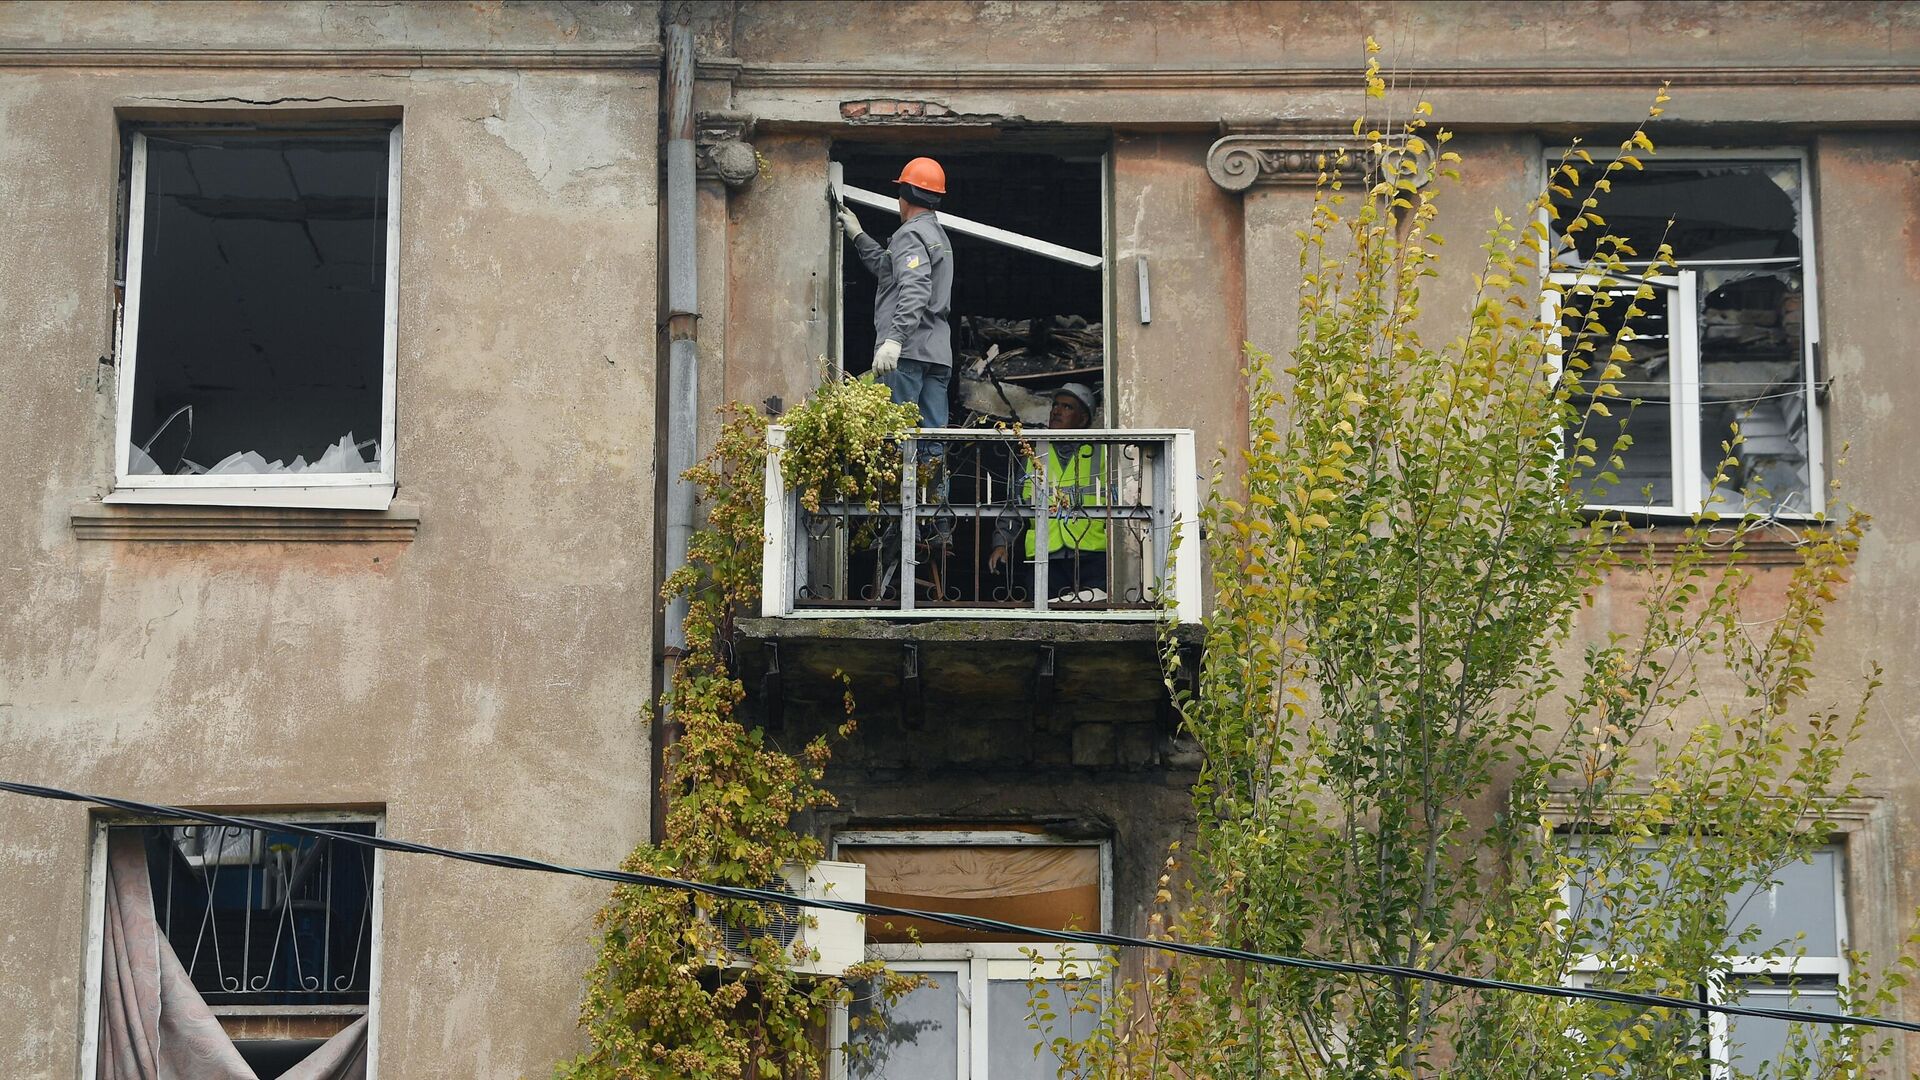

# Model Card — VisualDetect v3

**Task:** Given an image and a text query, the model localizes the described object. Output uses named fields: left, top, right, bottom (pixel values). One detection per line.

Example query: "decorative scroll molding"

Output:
left=734, top=63, right=1920, bottom=92
left=0, top=46, right=661, bottom=71
left=1205, top=133, right=1369, bottom=192
left=71, top=501, right=420, bottom=542
left=696, top=109, right=758, bottom=189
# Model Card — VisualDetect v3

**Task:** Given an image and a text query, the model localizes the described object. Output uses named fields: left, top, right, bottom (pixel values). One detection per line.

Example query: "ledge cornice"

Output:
left=71, top=501, right=420, bottom=542
left=732, top=63, right=1920, bottom=92
left=0, top=46, right=662, bottom=71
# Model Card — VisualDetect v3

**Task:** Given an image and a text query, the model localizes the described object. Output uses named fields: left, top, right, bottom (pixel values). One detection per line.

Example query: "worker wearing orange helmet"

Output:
left=840, top=156, right=955, bottom=426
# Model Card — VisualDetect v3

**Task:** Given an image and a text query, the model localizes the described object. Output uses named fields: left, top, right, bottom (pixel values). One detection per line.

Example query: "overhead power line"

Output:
left=5, top=779, right=1916, bottom=1035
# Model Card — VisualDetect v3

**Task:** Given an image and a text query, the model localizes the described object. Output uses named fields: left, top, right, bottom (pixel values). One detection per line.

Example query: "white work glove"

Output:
left=838, top=207, right=864, bottom=238
left=872, top=339, right=903, bottom=376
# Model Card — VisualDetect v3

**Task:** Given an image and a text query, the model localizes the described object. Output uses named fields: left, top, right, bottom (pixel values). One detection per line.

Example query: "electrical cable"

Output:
left=7, top=778, right=1917, bottom=1035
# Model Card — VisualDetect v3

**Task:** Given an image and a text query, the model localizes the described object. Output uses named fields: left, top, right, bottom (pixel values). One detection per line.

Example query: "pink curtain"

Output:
left=98, top=831, right=370, bottom=1080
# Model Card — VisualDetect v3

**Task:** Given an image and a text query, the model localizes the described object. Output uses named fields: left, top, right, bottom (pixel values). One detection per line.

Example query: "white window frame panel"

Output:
left=1546, top=270, right=1702, bottom=516
left=108, top=126, right=403, bottom=511
left=828, top=830, right=1114, bottom=1080
left=77, top=810, right=386, bottom=1080
left=1563, top=843, right=1849, bottom=1080
left=1540, top=147, right=1824, bottom=520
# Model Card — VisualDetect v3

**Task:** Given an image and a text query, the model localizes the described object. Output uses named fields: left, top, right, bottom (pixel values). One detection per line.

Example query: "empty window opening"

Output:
left=114, top=125, right=400, bottom=508
left=834, top=145, right=1108, bottom=427
left=1548, top=155, right=1820, bottom=518
left=819, top=144, right=1156, bottom=613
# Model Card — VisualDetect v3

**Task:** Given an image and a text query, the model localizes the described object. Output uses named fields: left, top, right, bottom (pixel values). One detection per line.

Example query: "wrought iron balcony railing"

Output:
left=760, top=427, right=1200, bottom=621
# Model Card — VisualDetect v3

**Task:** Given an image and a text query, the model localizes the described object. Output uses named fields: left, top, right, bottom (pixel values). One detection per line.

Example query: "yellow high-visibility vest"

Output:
left=1022, top=443, right=1108, bottom=556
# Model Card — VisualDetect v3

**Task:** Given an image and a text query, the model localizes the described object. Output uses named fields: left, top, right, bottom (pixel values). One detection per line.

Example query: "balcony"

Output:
left=759, top=427, right=1200, bottom=622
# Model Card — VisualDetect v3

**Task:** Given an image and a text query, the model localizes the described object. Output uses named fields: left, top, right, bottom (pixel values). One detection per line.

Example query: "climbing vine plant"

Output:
left=558, top=377, right=917, bottom=1080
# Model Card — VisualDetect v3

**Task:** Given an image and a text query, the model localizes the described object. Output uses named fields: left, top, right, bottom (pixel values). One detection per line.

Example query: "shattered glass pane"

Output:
left=1698, top=268, right=1812, bottom=515
left=1560, top=282, right=1678, bottom=508
left=127, top=130, right=390, bottom=477
left=1551, top=162, right=1801, bottom=265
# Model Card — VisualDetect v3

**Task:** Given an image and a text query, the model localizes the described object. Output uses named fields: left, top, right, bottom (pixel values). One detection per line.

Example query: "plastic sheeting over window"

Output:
left=839, top=844, right=1102, bottom=943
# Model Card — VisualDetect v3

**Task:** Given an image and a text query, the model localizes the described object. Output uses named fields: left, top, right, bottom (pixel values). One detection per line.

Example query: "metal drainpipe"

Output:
left=656, top=18, right=698, bottom=844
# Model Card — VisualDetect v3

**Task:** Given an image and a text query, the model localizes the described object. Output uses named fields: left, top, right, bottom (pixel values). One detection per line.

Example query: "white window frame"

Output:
left=1541, top=148, right=1824, bottom=520
left=1564, top=843, right=1849, bottom=1080
left=828, top=830, right=1114, bottom=1080
left=108, top=126, right=403, bottom=511
left=1546, top=270, right=1703, bottom=515
left=77, top=811, right=386, bottom=1080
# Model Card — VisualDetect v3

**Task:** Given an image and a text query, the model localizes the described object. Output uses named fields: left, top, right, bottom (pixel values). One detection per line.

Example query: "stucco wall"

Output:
left=0, top=6, right=660, bottom=1079
left=7, top=1, right=1920, bottom=1075
left=706, top=0, right=1920, bottom=1051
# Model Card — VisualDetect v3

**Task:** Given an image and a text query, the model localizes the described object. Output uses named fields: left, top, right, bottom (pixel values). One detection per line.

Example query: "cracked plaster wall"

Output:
left=8, top=0, right=1920, bottom=1073
left=0, top=6, right=660, bottom=1077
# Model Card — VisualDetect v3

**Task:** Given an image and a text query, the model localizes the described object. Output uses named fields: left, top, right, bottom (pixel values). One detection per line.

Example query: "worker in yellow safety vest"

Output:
left=987, top=382, right=1109, bottom=603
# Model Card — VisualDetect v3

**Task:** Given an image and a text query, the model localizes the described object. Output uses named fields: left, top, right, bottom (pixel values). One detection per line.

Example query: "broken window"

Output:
left=86, top=817, right=380, bottom=1078
left=113, top=125, right=400, bottom=509
left=831, top=144, right=1109, bottom=427
left=831, top=832, right=1110, bottom=1079
left=1549, top=156, right=1822, bottom=518
left=802, top=145, right=1197, bottom=618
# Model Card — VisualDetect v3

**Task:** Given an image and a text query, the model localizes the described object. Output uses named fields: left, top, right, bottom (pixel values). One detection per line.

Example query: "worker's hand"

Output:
left=988, top=545, right=1009, bottom=572
left=838, top=207, right=864, bottom=238
left=872, top=339, right=903, bottom=376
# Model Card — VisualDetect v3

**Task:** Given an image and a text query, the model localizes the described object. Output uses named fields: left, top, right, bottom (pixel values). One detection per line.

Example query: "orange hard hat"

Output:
left=894, top=156, right=947, bottom=195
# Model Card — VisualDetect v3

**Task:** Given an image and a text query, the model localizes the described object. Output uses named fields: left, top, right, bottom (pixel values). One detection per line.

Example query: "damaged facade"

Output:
left=3, top=2, right=1920, bottom=1077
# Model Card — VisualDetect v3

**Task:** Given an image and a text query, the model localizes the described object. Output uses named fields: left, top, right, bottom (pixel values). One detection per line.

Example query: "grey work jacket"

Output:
left=851, top=211, right=954, bottom=367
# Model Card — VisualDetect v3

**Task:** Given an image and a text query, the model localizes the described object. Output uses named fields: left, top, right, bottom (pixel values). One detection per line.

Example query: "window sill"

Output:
left=1585, top=524, right=1812, bottom=566
left=104, top=482, right=396, bottom=511
left=71, top=500, right=419, bottom=542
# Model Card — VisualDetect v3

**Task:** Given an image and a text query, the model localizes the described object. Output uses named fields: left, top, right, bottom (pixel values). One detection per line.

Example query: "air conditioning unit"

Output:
left=703, top=860, right=865, bottom=978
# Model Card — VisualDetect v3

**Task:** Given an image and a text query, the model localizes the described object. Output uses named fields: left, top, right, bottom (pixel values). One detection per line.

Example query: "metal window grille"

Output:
left=127, top=821, right=377, bottom=1005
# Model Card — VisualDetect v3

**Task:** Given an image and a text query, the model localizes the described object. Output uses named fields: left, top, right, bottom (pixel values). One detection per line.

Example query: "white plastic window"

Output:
left=831, top=831, right=1112, bottom=1080
left=1565, top=844, right=1847, bottom=1078
left=1547, top=154, right=1822, bottom=518
left=111, top=126, right=401, bottom=510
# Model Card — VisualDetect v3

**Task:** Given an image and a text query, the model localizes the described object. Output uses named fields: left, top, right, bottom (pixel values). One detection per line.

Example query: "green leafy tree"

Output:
left=1062, top=58, right=1897, bottom=1080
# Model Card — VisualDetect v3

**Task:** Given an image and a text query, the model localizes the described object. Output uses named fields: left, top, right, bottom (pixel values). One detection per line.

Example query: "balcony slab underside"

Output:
left=733, top=617, right=1203, bottom=740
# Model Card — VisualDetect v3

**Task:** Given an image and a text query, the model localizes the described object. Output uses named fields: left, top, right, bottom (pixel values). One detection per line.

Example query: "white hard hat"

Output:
left=1053, top=382, right=1096, bottom=415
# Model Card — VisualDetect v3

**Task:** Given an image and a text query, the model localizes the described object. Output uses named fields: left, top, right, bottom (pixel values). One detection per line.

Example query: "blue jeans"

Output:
left=879, top=358, right=951, bottom=429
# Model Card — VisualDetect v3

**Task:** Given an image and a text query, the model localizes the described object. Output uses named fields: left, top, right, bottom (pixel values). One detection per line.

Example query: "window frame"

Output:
left=1562, top=840, right=1850, bottom=1079
left=109, top=124, right=403, bottom=511
left=1540, top=146, right=1825, bottom=520
left=828, top=829, right=1114, bottom=1080
left=76, top=810, right=387, bottom=1080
